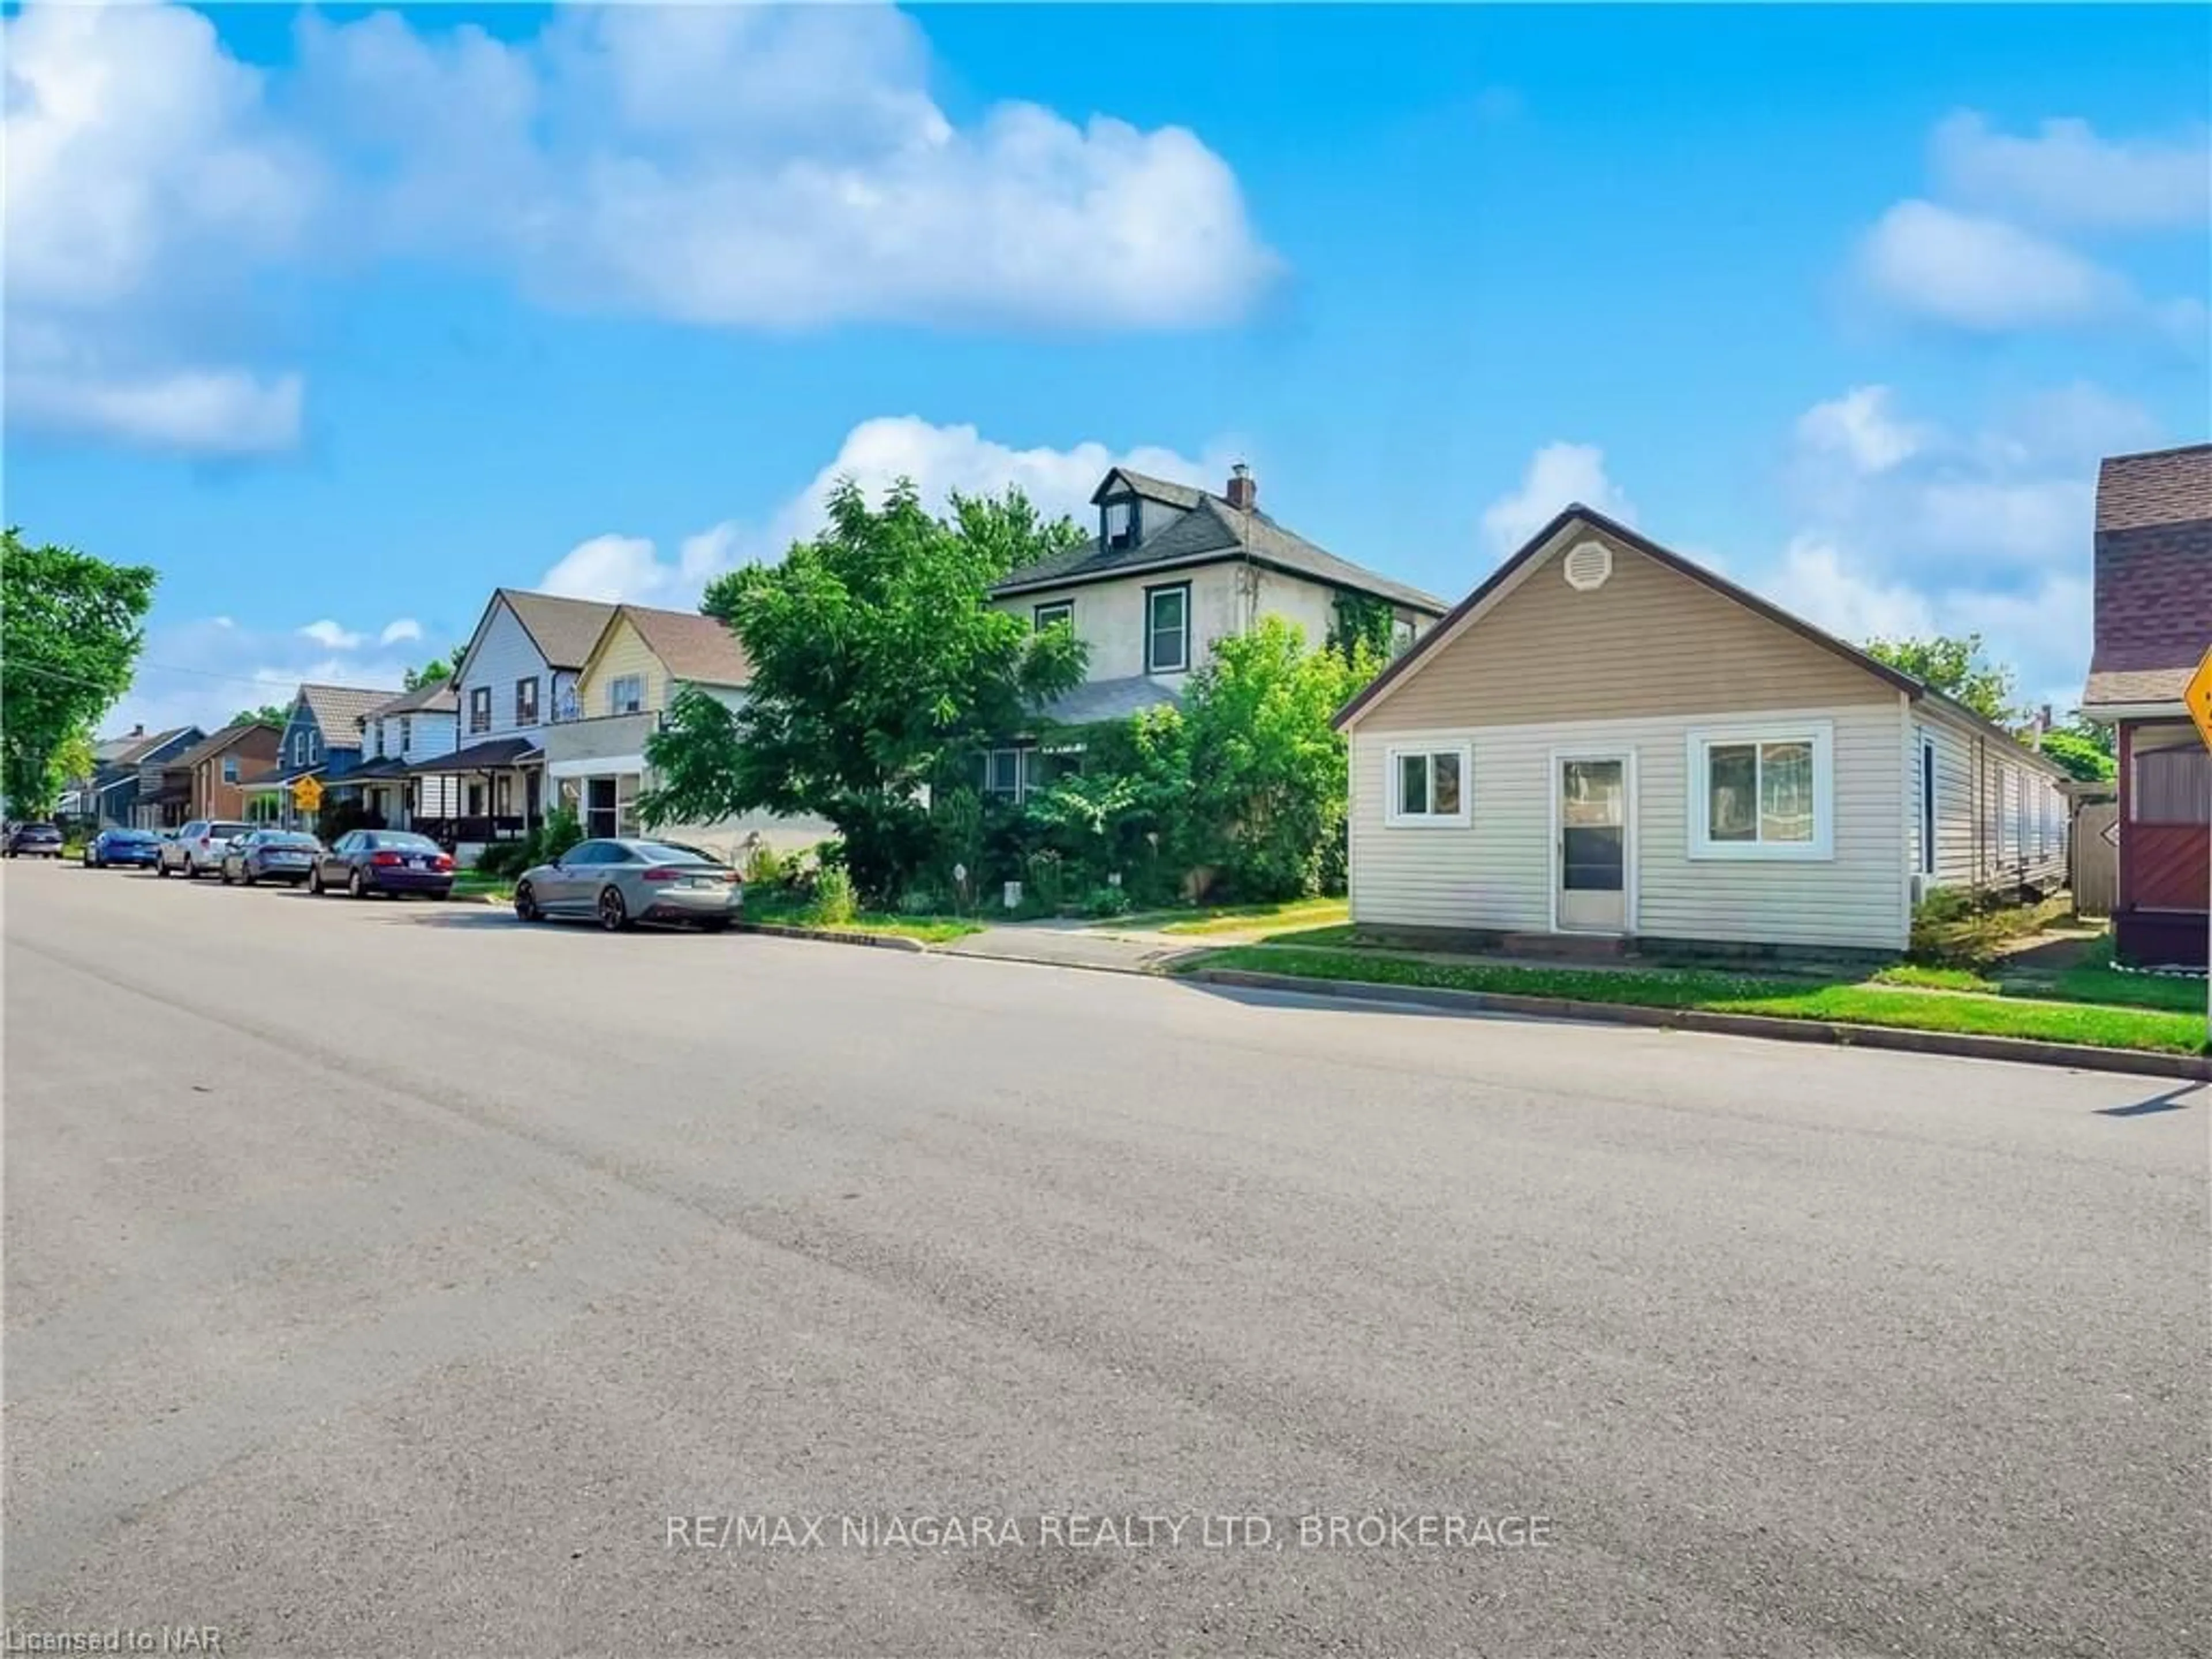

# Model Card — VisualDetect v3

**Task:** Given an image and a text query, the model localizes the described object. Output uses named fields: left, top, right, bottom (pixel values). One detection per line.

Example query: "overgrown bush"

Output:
left=474, top=840, right=533, bottom=880
left=741, top=843, right=787, bottom=886
left=538, top=806, right=582, bottom=863
left=813, top=864, right=857, bottom=926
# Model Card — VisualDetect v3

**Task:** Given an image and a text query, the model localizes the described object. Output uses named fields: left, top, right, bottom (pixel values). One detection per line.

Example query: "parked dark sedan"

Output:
left=84, top=827, right=163, bottom=869
left=5, top=823, right=65, bottom=858
left=220, top=830, right=324, bottom=887
left=308, top=829, right=454, bottom=899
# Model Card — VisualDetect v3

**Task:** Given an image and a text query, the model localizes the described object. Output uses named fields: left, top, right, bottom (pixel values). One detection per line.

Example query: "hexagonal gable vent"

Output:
left=1562, top=540, right=1613, bottom=592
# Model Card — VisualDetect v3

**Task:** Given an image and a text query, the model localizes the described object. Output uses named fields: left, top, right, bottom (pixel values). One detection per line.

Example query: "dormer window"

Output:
left=1102, top=497, right=1139, bottom=550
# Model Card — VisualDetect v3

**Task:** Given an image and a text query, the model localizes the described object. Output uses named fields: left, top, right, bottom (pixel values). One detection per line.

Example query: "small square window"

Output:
left=1688, top=725, right=1832, bottom=860
left=1033, top=601, right=1073, bottom=634
left=1385, top=744, right=1471, bottom=828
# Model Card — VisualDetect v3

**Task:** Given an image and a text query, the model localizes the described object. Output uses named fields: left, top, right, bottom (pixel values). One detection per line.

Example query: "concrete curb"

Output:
left=1184, top=967, right=2212, bottom=1082
left=732, top=920, right=929, bottom=954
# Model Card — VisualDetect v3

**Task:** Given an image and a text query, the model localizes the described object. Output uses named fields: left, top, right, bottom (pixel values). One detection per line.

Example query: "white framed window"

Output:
left=222, top=756, right=241, bottom=784
left=1145, top=582, right=1191, bottom=675
left=1686, top=722, right=1833, bottom=861
left=1033, top=600, right=1073, bottom=634
left=1916, top=730, right=1938, bottom=877
left=608, top=674, right=644, bottom=715
left=1384, top=742, right=1472, bottom=828
left=985, top=747, right=1025, bottom=799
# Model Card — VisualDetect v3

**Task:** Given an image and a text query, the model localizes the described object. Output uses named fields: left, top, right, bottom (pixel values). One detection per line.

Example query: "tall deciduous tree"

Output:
left=1165, top=616, right=1374, bottom=899
left=2041, top=714, right=2117, bottom=782
left=1, top=529, right=157, bottom=815
left=1862, top=634, right=2022, bottom=726
left=639, top=479, right=1088, bottom=900
left=230, top=703, right=293, bottom=728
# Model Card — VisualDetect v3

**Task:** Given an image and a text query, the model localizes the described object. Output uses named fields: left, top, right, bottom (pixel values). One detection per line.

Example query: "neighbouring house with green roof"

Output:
left=980, top=463, right=1447, bottom=801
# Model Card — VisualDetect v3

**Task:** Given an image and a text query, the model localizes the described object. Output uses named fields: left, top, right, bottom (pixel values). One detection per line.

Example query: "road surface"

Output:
left=4, top=859, right=2205, bottom=1656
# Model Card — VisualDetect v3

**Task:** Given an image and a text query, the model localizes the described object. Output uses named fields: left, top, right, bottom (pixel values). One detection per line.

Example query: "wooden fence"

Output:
left=2072, top=801, right=2118, bottom=918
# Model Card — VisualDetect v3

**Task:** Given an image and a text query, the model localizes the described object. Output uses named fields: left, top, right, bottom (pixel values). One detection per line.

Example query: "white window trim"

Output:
left=1145, top=584, right=1191, bottom=675
left=1685, top=721, right=1834, bottom=862
left=1384, top=741, right=1473, bottom=829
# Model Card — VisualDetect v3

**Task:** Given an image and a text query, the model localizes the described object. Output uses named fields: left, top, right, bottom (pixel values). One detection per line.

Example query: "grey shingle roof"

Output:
left=620, top=605, right=752, bottom=687
left=171, top=720, right=276, bottom=770
left=995, top=486, right=1447, bottom=616
left=1093, top=469, right=1209, bottom=511
left=109, top=725, right=198, bottom=766
left=1036, top=676, right=1185, bottom=726
left=363, top=679, right=461, bottom=719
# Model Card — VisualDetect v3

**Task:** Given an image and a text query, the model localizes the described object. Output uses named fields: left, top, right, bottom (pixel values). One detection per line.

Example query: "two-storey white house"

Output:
left=980, top=464, right=1448, bottom=797
left=346, top=678, right=461, bottom=830
left=410, top=588, right=615, bottom=855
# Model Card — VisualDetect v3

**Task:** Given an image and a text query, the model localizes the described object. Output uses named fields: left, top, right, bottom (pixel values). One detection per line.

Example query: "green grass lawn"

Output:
left=452, top=873, right=514, bottom=901
left=1873, top=942, right=2209, bottom=1016
left=1145, top=897, right=1351, bottom=937
left=742, top=891, right=983, bottom=944
left=1184, top=945, right=2209, bottom=1056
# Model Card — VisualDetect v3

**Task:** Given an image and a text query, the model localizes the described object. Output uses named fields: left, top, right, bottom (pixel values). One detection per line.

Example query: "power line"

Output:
left=4, top=656, right=387, bottom=696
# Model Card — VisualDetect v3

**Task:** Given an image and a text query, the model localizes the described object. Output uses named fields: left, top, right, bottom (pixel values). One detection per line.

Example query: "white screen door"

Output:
left=1559, top=756, right=1628, bottom=932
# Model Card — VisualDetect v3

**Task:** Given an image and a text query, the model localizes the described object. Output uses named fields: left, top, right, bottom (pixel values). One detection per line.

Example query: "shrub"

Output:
left=537, top=806, right=583, bottom=863
left=1083, top=884, right=1132, bottom=918
left=742, top=843, right=787, bottom=886
left=813, top=864, right=857, bottom=926
left=475, top=839, right=535, bottom=880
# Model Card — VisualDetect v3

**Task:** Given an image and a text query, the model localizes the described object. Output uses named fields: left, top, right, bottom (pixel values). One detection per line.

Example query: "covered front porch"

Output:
left=407, top=737, right=545, bottom=858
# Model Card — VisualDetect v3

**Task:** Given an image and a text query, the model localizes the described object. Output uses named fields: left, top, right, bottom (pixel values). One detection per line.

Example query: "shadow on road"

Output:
left=2096, top=1084, right=2203, bottom=1118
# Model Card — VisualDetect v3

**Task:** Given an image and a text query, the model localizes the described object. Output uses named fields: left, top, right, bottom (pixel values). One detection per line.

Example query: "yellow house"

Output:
left=544, top=603, right=834, bottom=856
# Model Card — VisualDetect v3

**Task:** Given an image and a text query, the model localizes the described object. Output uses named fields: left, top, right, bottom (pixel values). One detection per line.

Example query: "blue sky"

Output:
left=6, top=2, right=2207, bottom=733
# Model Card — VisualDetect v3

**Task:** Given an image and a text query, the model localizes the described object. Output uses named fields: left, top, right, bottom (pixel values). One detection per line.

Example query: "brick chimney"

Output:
left=1224, top=462, right=1256, bottom=513
left=131, top=723, right=145, bottom=736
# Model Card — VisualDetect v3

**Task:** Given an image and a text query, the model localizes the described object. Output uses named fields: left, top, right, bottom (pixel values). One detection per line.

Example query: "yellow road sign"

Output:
left=2186, top=643, right=2212, bottom=753
left=291, top=775, right=324, bottom=813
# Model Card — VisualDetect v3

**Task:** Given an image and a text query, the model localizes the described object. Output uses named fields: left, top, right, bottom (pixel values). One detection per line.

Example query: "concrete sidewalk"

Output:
left=937, top=918, right=1205, bottom=974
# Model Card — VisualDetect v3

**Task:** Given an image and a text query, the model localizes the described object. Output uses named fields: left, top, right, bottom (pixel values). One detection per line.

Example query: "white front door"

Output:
left=1557, top=755, right=1630, bottom=934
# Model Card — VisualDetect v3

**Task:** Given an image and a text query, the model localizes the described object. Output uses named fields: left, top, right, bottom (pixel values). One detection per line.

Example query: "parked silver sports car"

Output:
left=512, top=839, right=743, bottom=933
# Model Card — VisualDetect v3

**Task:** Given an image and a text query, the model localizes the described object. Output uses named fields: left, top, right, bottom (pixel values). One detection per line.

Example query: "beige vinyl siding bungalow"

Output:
left=1337, top=509, right=2070, bottom=956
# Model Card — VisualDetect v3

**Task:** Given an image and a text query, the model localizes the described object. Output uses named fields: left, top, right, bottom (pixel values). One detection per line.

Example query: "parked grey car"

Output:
left=220, top=830, right=324, bottom=887
left=157, top=819, right=254, bottom=877
left=513, top=839, right=743, bottom=932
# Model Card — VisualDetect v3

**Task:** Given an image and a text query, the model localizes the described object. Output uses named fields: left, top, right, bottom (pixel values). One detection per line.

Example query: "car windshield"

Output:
left=369, top=834, right=440, bottom=852
left=629, top=843, right=721, bottom=866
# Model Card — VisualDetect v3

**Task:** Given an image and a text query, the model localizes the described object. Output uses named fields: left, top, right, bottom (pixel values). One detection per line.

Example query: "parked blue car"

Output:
left=83, top=827, right=162, bottom=869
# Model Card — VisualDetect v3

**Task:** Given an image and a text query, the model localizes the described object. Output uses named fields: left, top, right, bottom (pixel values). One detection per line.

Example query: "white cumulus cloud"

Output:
left=299, top=620, right=366, bottom=650
left=1479, top=442, right=1637, bottom=556
left=378, top=618, right=425, bottom=646
left=1857, top=201, right=2127, bottom=331
left=1931, top=111, right=2212, bottom=231
left=296, top=5, right=1276, bottom=330
left=1, top=1, right=317, bottom=456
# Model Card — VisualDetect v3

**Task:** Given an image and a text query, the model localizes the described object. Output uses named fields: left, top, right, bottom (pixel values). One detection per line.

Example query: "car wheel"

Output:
left=156, top=859, right=170, bottom=878
left=349, top=868, right=369, bottom=900
left=243, top=869, right=257, bottom=887
left=308, top=866, right=323, bottom=895
left=220, top=865, right=234, bottom=885
left=514, top=881, right=543, bottom=923
left=597, top=885, right=630, bottom=931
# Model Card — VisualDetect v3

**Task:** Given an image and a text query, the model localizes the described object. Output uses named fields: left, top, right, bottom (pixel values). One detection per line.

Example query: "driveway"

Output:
left=5, top=860, right=2206, bottom=1656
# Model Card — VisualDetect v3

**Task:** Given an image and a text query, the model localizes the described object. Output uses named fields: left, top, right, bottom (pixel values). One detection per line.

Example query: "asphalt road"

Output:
left=4, top=859, right=2206, bottom=1657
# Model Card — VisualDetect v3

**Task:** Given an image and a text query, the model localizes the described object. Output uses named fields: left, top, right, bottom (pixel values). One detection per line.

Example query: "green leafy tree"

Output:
left=1166, top=616, right=1374, bottom=900
left=403, top=650, right=464, bottom=691
left=2041, top=715, right=2116, bottom=783
left=230, top=702, right=293, bottom=728
left=1, top=529, right=157, bottom=815
left=639, top=479, right=1088, bottom=902
left=1862, top=634, right=2022, bottom=726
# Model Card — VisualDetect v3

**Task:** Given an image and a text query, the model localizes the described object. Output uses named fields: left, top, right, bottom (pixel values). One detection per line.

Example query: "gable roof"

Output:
left=2085, top=443, right=2211, bottom=710
left=171, top=720, right=280, bottom=770
left=106, top=725, right=198, bottom=767
left=362, top=678, right=461, bottom=721
left=996, top=472, right=1446, bottom=615
left=295, top=683, right=395, bottom=743
left=1335, top=504, right=2060, bottom=770
left=500, top=588, right=620, bottom=671
left=615, top=604, right=753, bottom=688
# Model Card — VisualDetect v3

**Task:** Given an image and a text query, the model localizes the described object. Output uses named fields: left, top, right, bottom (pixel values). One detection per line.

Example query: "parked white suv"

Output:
left=158, top=820, right=253, bottom=878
